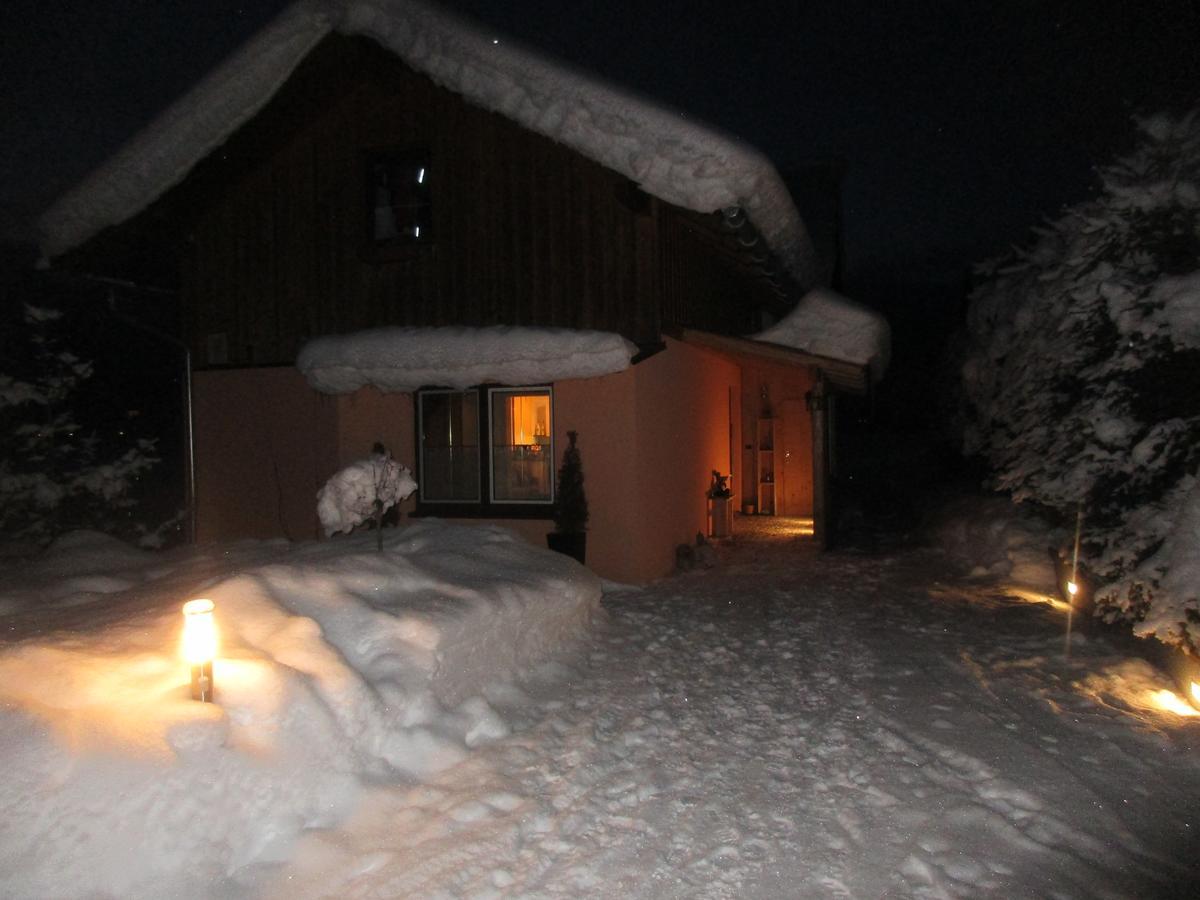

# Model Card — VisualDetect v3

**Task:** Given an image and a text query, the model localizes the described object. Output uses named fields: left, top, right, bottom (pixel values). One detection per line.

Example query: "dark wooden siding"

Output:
left=173, top=35, right=654, bottom=366
left=85, top=34, right=792, bottom=367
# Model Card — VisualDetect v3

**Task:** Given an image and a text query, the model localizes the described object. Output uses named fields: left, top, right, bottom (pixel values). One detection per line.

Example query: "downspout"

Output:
left=807, top=372, right=829, bottom=550
left=102, top=289, right=196, bottom=545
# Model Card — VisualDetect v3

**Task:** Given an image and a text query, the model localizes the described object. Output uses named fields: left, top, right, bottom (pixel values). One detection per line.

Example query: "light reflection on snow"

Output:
left=1147, top=689, right=1200, bottom=717
left=1002, top=586, right=1073, bottom=613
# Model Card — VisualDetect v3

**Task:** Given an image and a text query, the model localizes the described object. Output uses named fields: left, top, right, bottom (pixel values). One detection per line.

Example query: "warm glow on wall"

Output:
left=182, top=599, right=217, bottom=702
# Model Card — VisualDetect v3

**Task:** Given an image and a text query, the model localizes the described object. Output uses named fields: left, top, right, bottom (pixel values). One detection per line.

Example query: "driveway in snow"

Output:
left=275, top=532, right=1200, bottom=898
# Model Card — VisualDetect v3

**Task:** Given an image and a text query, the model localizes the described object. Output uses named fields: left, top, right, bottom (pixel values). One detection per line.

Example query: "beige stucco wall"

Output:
left=192, top=340, right=746, bottom=582
left=193, top=367, right=338, bottom=542
left=626, top=337, right=741, bottom=580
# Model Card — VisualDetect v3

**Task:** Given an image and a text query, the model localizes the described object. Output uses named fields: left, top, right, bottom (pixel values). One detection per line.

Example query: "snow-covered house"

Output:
left=39, top=0, right=888, bottom=582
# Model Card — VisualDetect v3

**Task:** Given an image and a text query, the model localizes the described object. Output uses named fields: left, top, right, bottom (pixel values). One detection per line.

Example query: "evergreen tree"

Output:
left=0, top=303, right=160, bottom=544
left=959, top=110, right=1200, bottom=649
left=553, top=431, right=588, bottom=533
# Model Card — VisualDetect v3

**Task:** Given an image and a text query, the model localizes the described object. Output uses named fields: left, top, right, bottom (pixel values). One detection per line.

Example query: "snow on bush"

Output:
left=0, top=303, right=159, bottom=546
left=317, top=448, right=417, bottom=537
left=959, top=109, right=1200, bottom=649
left=0, top=521, right=600, bottom=897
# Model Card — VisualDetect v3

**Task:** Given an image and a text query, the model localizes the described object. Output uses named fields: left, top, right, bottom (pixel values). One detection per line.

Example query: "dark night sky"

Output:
left=2, top=0, right=1197, bottom=309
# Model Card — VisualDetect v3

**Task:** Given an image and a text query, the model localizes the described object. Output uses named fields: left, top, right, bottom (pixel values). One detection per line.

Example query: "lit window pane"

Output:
left=490, top=390, right=552, bottom=502
left=420, top=392, right=479, bottom=501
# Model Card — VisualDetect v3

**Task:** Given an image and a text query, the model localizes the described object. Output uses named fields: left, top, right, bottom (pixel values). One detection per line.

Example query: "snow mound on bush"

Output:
left=317, top=452, right=417, bottom=535
left=0, top=521, right=599, bottom=897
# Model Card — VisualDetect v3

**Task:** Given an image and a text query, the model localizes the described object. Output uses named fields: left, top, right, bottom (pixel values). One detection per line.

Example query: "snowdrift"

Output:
left=0, top=522, right=600, bottom=898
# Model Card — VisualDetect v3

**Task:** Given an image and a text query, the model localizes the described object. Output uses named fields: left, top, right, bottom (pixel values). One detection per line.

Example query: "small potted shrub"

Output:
left=547, top=430, right=588, bottom=563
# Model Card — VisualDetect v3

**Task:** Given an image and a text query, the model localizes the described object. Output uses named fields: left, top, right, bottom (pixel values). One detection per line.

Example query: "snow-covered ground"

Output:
left=2, top=516, right=1199, bottom=898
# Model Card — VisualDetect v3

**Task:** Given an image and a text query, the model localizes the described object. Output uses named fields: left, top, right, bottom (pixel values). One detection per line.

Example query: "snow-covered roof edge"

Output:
left=297, top=325, right=638, bottom=394
left=38, top=0, right=817, bottom=286
left=751, top=287, right=891, bottom=383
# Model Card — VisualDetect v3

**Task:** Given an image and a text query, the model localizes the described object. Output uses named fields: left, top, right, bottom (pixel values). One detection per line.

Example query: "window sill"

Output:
left=412, top=503, right=553, bottom=521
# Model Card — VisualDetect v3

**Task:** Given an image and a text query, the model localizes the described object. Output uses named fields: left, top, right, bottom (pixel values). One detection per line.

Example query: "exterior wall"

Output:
left=191, top=343, right=743, bottom=583
left=628, top=338, right=742, bottom=579
left=333, top=387, right=419, bottom=518
left=193, top=367, right=338, bottom=542
left=739, top=359, right=817, bottom=516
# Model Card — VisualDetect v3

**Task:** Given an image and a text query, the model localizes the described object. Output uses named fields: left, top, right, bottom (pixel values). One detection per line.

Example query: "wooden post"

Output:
left=808, top=375, right=829, bottom=549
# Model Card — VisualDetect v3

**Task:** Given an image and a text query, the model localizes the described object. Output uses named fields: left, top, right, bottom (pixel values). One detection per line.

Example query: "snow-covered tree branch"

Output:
left=959, top=109, right=1200, bottom=650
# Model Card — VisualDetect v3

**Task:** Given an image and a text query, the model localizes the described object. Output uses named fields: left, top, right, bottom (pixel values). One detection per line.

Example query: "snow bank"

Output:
left=753, top=287, right=891, bottom=380
left=297, top=325, right=637, bottom=394
left=39, top=0, right=816, bottom=285
left=0, top=521, right=599, bottom=897
left=931, top=495, right=1064, bottom=592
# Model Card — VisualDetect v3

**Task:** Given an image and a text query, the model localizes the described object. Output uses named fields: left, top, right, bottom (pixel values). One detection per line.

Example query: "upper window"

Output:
left=367, top=149, right=432, bottom=246
left=417, top=386, right=554, bottom=514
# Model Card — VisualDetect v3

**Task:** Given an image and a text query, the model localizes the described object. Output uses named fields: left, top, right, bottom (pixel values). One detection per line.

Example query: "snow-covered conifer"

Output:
left=0, top=303, right=160, bottom=545
left=959, top=109, right=1200, bottom=650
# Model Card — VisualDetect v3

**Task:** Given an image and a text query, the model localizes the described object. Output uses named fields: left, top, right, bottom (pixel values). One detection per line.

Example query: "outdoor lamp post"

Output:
left=182, top=598, right=217, bottom=702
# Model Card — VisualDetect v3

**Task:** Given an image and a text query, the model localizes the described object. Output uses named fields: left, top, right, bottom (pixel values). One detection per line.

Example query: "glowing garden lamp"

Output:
left=1066, top=580, right=1079, bottom=598
left=182, top=599, right=217, bottom=702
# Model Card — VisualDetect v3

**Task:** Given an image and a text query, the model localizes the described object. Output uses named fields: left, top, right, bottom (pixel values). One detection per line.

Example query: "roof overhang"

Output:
left=671, top=327, right=871, bottom=394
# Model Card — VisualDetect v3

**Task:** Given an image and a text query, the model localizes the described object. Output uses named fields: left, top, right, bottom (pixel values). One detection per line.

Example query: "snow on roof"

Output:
left=38, top=0, right=817, bottom=285
left=752, top=287, right=891, bottom=381
left=297, top=325, right=637, bottom=393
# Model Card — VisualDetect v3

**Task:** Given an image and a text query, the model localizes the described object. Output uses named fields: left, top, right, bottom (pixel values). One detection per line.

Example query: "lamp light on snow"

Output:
left=182, top=598, right=217, bottom=702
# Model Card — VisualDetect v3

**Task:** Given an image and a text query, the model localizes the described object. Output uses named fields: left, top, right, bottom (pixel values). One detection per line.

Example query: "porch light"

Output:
left=182, top=599, right=217, bottom=702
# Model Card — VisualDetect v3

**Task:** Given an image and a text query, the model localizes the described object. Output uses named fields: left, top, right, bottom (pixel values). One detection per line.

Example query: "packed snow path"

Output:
left=274, top=533, right=1200, bottom=899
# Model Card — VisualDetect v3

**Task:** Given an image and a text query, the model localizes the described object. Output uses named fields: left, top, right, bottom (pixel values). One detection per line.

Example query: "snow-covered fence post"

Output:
left=316, top=444, right=417, bottom=548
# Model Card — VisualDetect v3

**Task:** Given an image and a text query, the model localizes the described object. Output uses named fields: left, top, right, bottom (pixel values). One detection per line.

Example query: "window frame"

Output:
left=416, top=387, right=482, bottom=505
left=363, top=147, right=434, bottom=260
left=414, top=385, right=556, bottom=519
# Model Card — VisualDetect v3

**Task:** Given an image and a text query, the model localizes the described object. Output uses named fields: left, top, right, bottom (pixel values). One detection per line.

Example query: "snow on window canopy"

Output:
left=752, top=288, right=891, bottom=382
left=296, top=325, right=638, bottom=394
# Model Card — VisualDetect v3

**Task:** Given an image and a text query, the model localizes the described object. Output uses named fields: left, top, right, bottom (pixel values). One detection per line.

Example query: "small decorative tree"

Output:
left=316, top=443, right=417, bottom=550
left=547, top=431, right=588, bottom=562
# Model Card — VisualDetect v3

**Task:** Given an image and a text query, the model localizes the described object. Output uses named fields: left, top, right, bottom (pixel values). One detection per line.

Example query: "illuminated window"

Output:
left=367, top=150, right=432, bottom=245
left=416, top=386, right=554, bottom=512
left=489, top=388, right=552, bottom=503
left=418, top=390, right=480, bottom=502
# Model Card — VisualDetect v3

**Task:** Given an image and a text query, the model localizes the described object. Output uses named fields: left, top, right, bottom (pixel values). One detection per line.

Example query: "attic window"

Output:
left=367, top=149, right=432, bottom=246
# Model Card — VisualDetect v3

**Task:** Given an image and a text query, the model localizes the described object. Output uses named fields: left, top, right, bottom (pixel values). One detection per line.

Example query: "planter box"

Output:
left=547, top=531, right=587, bottom=564
left=708, top=496, right=733, bottom=538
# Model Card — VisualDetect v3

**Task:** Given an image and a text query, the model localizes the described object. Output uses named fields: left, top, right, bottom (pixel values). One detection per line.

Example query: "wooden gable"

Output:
left=66, top=34, right=792, bottom=368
